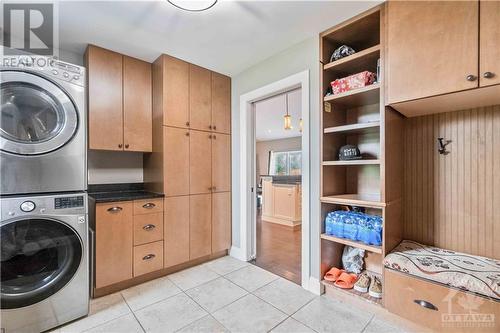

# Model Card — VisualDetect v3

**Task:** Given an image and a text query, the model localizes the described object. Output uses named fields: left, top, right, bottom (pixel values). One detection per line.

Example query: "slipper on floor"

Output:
left=324, top=267, right=345, bottom=282
left=334, top=272, right=358, bottom=289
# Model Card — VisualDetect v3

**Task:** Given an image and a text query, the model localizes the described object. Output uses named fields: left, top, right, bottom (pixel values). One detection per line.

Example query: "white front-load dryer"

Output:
left=0, top=56, right=86, bottom=195
left=0, top=192, right=89, bottom=332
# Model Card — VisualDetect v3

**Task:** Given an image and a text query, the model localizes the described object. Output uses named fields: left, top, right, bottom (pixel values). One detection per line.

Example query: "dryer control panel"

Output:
left=55, top=196, right=85, bottom=209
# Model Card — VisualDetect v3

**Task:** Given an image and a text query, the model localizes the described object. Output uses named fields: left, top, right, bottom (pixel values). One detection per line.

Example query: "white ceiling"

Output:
left=57, top=0, right=380, bottom=75
left=255, top=88, right=301, bottom=141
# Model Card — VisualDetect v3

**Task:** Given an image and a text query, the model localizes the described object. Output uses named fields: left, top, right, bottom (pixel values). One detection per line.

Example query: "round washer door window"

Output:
left=0, top=218, right=83, bottom=309
left=0, top=71, right=78, bottom=155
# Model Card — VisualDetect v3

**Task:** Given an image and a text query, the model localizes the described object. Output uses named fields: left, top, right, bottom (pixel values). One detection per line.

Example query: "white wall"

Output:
left=231, top=36, right=321, bottom=279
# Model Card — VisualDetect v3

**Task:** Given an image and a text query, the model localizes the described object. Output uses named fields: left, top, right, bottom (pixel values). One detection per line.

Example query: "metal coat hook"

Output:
left=437, top=137, right=451, bottom=155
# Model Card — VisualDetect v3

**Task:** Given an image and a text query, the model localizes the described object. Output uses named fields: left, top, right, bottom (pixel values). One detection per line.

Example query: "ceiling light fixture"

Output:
left=167, top=0, right=217, bottom=12
left=284, top=93, right=292, bottom=130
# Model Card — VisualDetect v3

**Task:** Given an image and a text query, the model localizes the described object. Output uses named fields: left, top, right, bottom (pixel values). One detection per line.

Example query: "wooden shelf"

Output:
left=321, top=234, right=382, bottom=254
left=323, top=159, right=380, bottom=166
left=321, top=194, right=385, bottom=208
left=323, top=45, right=380, bottom=73
left=324, top=83, right=380, bottom=108
left=324, top=121, right=380, bottom=134
left=321, top=271, right=383, bottom=307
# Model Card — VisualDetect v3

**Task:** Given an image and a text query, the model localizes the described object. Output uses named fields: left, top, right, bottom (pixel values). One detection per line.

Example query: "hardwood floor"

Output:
left=251, top=207, right=301, bottom=285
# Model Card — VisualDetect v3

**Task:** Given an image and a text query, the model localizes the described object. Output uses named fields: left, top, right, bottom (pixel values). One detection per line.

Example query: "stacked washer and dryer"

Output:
left=1, top=56, right=89, bottom=332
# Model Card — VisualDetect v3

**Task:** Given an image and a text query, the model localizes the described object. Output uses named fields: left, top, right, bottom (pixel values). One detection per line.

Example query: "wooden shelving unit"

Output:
left=324, top=121, right=380, bottom=134
left=319, top=4, right=404, bottom=309
left=320, top=194, right=385, bottom=208
left=323, top=83, right=380, bottom=107
left=321, top=234, right=382, bottom=254
left=323, top=159, right=380, bottom=166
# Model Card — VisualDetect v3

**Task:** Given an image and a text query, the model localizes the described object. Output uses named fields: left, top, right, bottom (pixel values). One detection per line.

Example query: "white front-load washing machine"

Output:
left=0, top=56, right=86, bottom=195
left=0, top=192, right=89, bottom=332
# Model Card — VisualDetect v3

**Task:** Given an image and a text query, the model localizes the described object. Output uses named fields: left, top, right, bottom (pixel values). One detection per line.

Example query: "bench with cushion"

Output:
left=384, top=240, right=500, bottom=332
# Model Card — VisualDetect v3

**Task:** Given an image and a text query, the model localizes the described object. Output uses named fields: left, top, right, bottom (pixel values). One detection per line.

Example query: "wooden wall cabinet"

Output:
left=86, top=45, right=152, bottom=152
left=479, top=0, right=500, bottom=87
left=386, top=1, right=500, bottom=116
left=190, top=65, right=212, bottom=131
left=95, top=198, right=164, bottom=290
left=164, top=196, right=190, bottom=267
left=145, top=54, right=232, bottom=272
left=95, top=201, right=133, bottom=288
left=190, top=130, right=212, bottom=194
left=211, top=72, right=231, bottom=134
left=164, top=127, right=190, bottom=197
left=212, top=192, right=231, bottom=253
left=386, top=1, right=479, bottom=104
left=189, top=194, right=212, bottom=259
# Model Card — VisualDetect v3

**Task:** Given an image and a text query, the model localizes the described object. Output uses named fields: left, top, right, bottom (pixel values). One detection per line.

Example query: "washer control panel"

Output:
left=54, top=196, right=85, bottom=210
left=20, top=201, right=36, bottom=212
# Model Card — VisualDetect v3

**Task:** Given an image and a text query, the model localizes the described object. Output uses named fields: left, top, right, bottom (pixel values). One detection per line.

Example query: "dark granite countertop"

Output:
left=88, top=183, right=164, bottom=203
left=260, top=175, right=302, bottom=185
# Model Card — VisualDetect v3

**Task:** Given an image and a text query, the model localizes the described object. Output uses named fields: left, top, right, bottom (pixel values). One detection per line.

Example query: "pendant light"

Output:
left=167, top=0, right=217, bottom=12
left=284, top=93, right=292, bottom=130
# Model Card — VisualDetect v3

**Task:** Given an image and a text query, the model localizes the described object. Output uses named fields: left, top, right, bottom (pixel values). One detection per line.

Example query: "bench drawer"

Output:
left=133, top=241, right=163, bottom=277
left=385, top=269, right=499, bottom=332
left=133, top=212, right=163, bottom=245
left=133, top=198, right=163, bottom=215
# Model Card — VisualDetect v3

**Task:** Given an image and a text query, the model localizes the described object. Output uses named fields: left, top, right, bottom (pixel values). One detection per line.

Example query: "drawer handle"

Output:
left=107, top=207, right=122, bottom=213
left=142, top=254, right=156, bottom=261
left=142, top=203, right=156, bottom=209
left=414, top=299, right=438, bottom=311
left=143, top=224, right=156, bottom=231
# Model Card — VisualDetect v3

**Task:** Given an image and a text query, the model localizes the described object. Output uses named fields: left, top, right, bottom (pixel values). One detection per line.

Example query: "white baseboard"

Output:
left=307, top=277, right=322, bottom=295
left=229, top=246, right=248, bottom=262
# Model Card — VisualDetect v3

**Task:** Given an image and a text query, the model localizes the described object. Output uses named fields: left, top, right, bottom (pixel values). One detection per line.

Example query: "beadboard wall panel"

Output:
left=403, top=105, right=500, bottom=259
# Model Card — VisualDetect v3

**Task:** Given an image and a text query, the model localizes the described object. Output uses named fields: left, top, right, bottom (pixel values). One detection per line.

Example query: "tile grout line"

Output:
left=360, top=314, right=376, bottom=333
left=120, top=292, right=147, bottom=333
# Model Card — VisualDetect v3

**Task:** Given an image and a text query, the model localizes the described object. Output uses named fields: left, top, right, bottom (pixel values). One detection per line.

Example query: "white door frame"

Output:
left=234, top=70, right=311, bottom=291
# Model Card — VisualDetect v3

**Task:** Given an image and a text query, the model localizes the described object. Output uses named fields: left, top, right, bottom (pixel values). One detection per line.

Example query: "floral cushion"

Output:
left=384, top=240, right=500, bottom=301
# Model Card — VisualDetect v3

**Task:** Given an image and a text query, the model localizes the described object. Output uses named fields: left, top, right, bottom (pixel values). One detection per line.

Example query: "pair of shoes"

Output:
left=353, top=273, right=382, bottom=298
left=324, top=267, right=358, bottom=289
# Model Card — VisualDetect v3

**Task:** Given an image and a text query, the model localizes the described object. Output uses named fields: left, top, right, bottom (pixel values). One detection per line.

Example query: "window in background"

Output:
left=269, top=150, right=302, bottom=176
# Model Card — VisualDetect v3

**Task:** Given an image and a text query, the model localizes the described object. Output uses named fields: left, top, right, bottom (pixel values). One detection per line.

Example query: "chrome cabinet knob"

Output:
left=483, top=71, right=495, bottom=79
left=143, top=224, right=156, bottom=231
left=466, top=74, right=477, bottom=82
left=142, top=202, right=156, bottom=209
left=107, top=206, right=122, bottom=213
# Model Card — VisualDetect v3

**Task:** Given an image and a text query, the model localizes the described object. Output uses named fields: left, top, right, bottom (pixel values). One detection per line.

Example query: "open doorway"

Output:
left=234, top=70, right=311, bottom=291
left=252, top=89, right=302, bottom=284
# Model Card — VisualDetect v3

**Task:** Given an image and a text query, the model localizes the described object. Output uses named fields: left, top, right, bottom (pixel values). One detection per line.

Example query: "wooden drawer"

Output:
left=133, top=212, right=163, bottom=245
left=133, top=241, right=164, bottom=277
left=133, top=198, right=163, bottom=215
left=385, top=270, right=499, bottom=332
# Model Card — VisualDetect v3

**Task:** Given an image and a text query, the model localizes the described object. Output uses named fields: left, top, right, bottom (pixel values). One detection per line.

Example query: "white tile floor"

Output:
left=52, top=256, right=413, bottom=333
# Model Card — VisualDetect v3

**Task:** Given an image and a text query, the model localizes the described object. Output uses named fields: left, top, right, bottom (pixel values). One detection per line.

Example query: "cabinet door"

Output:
left=95, top=202, right=133, bottom=288
left=273, top=185, right=295, bottom=220
left=163, top=55, right=190, bottom=128
left=480, top=0, right=500, bottom=87
left=86, top=46, right=123, bottom=151
left=164, top=196, right=190, bottom=267
left=190, top=194, right=212, bottom=259
left=189, top=65, right=212, bottom=131
left=211, top=133, right=231, bottom=192
left=123, top=56, right=152, bottom=152
left=211, top=72, right=231, bottom=134
left=387, top=1, right=479, bottom=104
left=212, top=192, right=231, bottom=253
left=164, top=127, right=190, bottom=196
left=190, top=130, right=212, bottom=194
left=262, top=179, right=274, bottom=217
